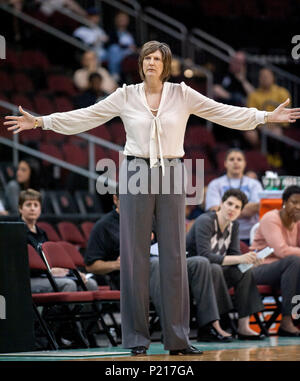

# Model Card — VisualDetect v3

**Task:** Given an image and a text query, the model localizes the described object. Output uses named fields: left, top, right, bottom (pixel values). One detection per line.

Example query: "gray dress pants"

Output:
left=150, top=257, right=234, bottom=329
left=119, top=159, right=190, bottom=350
left=252, top=255, right=300, bottom=316
left=150, top=256, right=220, bottom=328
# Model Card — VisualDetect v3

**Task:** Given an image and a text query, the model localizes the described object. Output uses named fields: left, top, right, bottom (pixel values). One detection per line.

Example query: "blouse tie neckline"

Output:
left=150, top=116, right=165, bottom=175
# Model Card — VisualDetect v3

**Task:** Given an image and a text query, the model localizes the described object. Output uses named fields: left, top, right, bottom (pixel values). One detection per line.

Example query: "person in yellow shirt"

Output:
left=245, top=68, right=291, bottom=167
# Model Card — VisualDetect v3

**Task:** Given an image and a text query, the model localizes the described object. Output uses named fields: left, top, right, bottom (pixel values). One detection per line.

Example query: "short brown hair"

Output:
left=222, top=188, right=248, bottom=210
left=138, top=41, right=172, bottom=82
left=19, top=189, right=42, bottom=208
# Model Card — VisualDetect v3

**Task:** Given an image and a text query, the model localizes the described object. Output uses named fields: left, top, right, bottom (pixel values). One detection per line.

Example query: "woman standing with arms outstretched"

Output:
left=4, top=41, right=300, bottom=356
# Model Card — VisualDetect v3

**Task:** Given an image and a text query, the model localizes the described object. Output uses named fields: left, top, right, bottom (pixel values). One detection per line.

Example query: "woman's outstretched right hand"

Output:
left=4, top=105, right=36, bottom=134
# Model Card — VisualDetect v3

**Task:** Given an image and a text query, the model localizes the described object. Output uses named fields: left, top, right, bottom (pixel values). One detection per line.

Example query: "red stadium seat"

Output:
left=57, top=241, right=86, bottom=267
left=109, top=122, right=126, bottom=145
left=62, top=143, right=88, bottom=167
left=34, top=95, right=56, bottom=115
left=11, top=94, right=34, bottom=112
left=0, top=94, right=11, bottom=118
left=12, top=72, right=34, bottom=93
left=57, top=221, right=86, bottom=248
left=20, top=50, right=50, bottom=71
left=95, top=146, right=107, bottom=162
left=19, top=128, right=43, bottom=144
left=0, top=71, right=14, bottom=92
left=185, top=125, right=216, bottom=149
left=40, top=143, right=64, bottom=166
left=37, top=221, right=61, bottom=241
left=53, top=96, right=74, bottom=112
left=80, top=221, right=95, bottom=241
left=42, top=130, right=66, bottom=145
left=5, top=49, right=21, bottom=70
left=48, top=75, right=77, bottom=97
left=89, top=125, right=112, bottom=141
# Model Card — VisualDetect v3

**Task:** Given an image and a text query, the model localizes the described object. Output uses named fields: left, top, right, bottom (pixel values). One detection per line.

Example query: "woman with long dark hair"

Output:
left=4, top=157, right=40, bottom=214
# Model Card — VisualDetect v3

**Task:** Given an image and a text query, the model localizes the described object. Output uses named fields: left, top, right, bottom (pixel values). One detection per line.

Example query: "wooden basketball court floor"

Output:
left=1, top=337, right=300, bottom=361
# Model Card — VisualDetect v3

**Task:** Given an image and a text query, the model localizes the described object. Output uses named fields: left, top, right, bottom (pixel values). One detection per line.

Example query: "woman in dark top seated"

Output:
left=19, top=188, right=97, bottom=292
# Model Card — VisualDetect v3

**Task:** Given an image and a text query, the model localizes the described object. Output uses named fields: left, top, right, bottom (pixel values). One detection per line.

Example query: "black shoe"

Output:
left=197, top=324, right=233, bottom=343
left=237, top=332, right=266, bottom=341
left=278, top=327, right=300, bottom=337
left=131, top=346, right=147, bottom=356
left=169, top=345, right=203, bottom=356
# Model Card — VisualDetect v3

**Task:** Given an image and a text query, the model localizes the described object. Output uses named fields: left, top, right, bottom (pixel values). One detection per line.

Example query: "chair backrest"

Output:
left=41, top=241, right=76, bottom=270
left=80, top=221, right=95, bottom=241
left=75, top=191, right=103, bottom=214
left=51, top=191, right=79, bottom=215
left=57, top=241, right=85, bottom=268
left=37, top=221, right=61, bottom=242
left=27, top=244, right=48, bottom=271
left=57, top=221, right=86, bottom=246
left=250, top=222, right=260, bottom=245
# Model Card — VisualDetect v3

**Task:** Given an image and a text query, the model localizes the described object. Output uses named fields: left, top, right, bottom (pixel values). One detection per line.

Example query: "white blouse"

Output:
left=43, top=82, right=265, bottom=174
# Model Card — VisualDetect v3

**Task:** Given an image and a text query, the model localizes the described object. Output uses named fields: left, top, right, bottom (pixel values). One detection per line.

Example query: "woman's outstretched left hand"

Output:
left=268, top=98, right=300, bottom=124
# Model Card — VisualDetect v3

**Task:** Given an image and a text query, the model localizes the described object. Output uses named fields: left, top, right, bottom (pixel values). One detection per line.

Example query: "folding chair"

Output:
left=57, top=240, right=122, bottom=341
left=27, top=244, right=59, bottom=350
left=57, top=221, right=86, bottom=248
left=37, top=221, right=61, bottom=242
left=80, top=221, right=95, bottom=242
left=29, top=243, right=99, bottom=348
left=41, top=242, right=118, bottom=346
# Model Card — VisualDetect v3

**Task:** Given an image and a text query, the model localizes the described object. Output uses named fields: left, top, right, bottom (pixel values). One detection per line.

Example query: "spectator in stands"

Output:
left=213, top=51, right=254, bottom=107
left=187, top=189, right=265, bottom=340
left=37, top=0, right=87, bottom=18
left=85, top=190, right=233, bottom=343
left=206, top=148, right=263, bottom=245
left=75, top=72, right=108, bottom=109
left=169, top=58, right=185, bottom=83
left=73, top=7, right=108, bottom=62
left=252, top=185, right=300, bottom=336
left=73, top=50, right=117, bottom=94
left=246, top=68, right=291, bottom=164
left=4, top=157, right=40, bottom=215
left=19, top=188, right=98, bottom=293
left=106, top=12, right=136, bottom=81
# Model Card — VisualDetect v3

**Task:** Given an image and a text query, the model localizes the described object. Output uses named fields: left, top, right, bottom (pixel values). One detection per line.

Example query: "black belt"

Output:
left=126, top=156, right=183, bottom=165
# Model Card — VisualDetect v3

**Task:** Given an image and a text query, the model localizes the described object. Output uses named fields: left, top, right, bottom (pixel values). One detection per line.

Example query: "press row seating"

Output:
left=28, top=242, right=120, bottom=349
left=37, top=220, right=95, bottom=249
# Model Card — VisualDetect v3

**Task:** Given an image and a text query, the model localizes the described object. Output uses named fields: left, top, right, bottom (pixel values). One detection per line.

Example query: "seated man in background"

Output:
left=187, top=189, right=265, bottom=340
left=206, top=148, right=263, bottom=245
left=85, top=190, right=234, bottom=343
left=252, top=185, right=300, bottom=336
left=19, top=188, right=98, bottom=293
left=75, top=72, right=108, bottom=109
left=213, top=51, right=254, bottom=107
